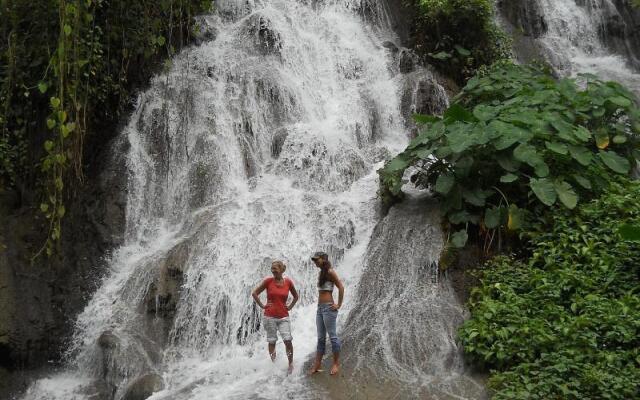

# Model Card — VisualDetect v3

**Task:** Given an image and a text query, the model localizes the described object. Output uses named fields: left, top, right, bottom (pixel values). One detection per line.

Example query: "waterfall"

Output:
left=500, top=0, right=640, bottom=94
left=20, top=1, right=477, bottom=399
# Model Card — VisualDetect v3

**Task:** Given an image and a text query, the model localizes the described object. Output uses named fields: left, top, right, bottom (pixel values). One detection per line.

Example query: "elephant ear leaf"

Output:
left=599, top=151, right=630, bottom=174
left=530, top=178, right=556, bottom=206
left=554, top=180, right=578, bottom=209
left=451, top=229, right=468, bottom=248
left=435, top=173, right=455, bottom=194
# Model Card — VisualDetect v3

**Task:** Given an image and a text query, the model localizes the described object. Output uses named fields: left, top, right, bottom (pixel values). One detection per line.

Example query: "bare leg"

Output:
left=330, top=352, right=340, bottom=375
left=308, top=352, right=323, bottom=374
left=268, top=343, right=276, bottom=362
left=284, top=340, right=294, bottom=374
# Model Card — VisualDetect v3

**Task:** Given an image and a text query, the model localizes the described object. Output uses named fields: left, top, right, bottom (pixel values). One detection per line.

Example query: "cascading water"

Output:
left=500, top=0, right=640, bottom=94
left=21, top=1, right=476, bottom=399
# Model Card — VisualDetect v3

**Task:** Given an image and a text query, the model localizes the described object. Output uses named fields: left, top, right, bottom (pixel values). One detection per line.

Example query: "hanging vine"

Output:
left=1, top=0, right=213, bottom=258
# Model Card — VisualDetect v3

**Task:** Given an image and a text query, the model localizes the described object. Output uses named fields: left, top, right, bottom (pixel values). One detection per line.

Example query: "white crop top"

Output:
left=319, top=279, right=334, bottom=292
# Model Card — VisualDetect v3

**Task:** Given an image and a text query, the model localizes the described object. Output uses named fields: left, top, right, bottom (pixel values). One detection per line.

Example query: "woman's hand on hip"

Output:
left=330, top=303, right=340, bottom=311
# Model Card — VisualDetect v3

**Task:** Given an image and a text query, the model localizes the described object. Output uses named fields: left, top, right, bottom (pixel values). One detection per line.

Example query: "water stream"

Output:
left=502, top=0, right=640, bottom=93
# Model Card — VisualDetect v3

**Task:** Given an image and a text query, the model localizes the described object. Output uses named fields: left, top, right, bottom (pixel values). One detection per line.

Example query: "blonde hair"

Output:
left=272, top=260, right=286, bottom=272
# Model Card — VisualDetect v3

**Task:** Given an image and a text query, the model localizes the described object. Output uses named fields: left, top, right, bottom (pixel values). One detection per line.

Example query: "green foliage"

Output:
left=1, top=0, right=212, bottom=256
left=458, top=180, right=640, bottom=399
left=379, top=63, right=640, bottom=247
left=411, top=0, right=511, bottom=82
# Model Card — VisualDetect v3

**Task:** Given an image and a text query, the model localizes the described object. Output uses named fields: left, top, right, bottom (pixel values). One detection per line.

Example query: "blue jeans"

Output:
left=316, top=303, right=341, bottom=354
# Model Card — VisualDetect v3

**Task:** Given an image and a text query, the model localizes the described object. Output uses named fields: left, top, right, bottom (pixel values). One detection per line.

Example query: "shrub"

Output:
left=410, top=0, right=511, bottom=81
left=379, top=62, right=640, bottom=247
left=458, top=180, right=640, bottom=399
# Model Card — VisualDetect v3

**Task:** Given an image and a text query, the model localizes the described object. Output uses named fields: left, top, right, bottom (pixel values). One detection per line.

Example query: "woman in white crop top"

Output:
left=308, top=251, right=344, bottom=376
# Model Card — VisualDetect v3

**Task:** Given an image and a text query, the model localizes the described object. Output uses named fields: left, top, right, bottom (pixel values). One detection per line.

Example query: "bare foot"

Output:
left=270, top=352, right=276, bottom=362
left=287, top=364, right=294, bottom=375
left=330, top=363, right=340, bottom=376
left=308, top=363, right=323, bottom=375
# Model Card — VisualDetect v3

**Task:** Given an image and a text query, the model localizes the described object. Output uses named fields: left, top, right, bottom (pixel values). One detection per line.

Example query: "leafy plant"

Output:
left=410, top=0, right=511, bottom=82
left=379, top=63, right=640, bottom=248
left=458, top=180, right=640, bottom=399
left=1, top=0, right=212, bottom=256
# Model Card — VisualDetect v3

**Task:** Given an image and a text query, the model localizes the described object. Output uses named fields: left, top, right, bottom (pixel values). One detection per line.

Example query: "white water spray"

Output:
left=22, top=1, right=453, bottom=399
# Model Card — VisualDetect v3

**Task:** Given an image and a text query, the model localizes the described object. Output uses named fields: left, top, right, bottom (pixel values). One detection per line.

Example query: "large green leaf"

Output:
left=444, top=104, right=475, bottom=123
left=545, top=141, right=568, bottom=155
left=446, top=122, right=476, bottom=153
left=572, top=126, right=592, bottom=143
left=553, top=180, right=578, bottom=209
left=462, top=187, right=488, bottom=207
left=451, top=229, right=468, bottom=248
left=408, top=124, right=443, bottom=149
left=434, top=146, right=452, bottom=158
left=412, top=114, right=440, bottom=124
left=500, top=173, right=518, bottom=183
left=448, top=210, right=478, bottom=224
left=490, top=121, right=532, bottom=150
left=507, top=204, right=525, bottom=230
left=407, top=132, right=432, bottom=150
left=568, top=145, right=592, bottom=166
left=435, top=173, right=455, bottom=194
left=497, top=154, right=520, bottom=172
left=612, top=135, right=628, bottom=144
left=473, top=105, right=498, bottom=121
left=484, top=207, right=503, bottom=229
left=599, top=151, right=630, bottom=174
left=608, top=96, right=632, bottom=108
left=572, top=174, right=592, bottom=189
left=550, top=118, right=574, bottom=139
left=530, top=178, right=556, bottom=206
left=534, top=162, right=550, bottom=178
left=384, top=154, right=411, bottom=172
left=513, top=143, right=544, bottom=167
left=409, top=145, right=433, bottom=159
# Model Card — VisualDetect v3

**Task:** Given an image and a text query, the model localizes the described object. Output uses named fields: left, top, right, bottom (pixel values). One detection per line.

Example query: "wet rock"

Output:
left=0, top=131, right=126, bottom=379
left=337, top=56, right=364, bottom=80
left=192, top=16, right=218, bottom=46
left=497, top=0, right=547, bottom=38
left=144, top=240, right=189, bottom=319
left=271, top=128, right=288, bottom=158
left=217, top=0, right=255, bottom=21
left=247, top=14, right=282, bottom=55
left=398, top=48, right=417, bottom=74
left=97, top=331, right=120, bottom=350
left=381, top=41, right=399, bottom=53
left=602, top=0, right=640, bottom=70
left=122, top=373, right=164, bottom=400
left=321, top=200, right=487, bottom=399
left=400, top=69, right=449, bottom=129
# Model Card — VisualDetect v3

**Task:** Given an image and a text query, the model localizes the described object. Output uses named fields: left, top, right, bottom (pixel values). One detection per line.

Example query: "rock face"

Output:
left=311, top=200, right=486, bottom=400
left=122, top=373, right=164, bottom=400
left=498, top=0, right=640, bottom=70
left=497, top=0, right=547, bottom=38
left=0, top=134, right=127, bottom=398
left=604, top=0, right=640, bottom=69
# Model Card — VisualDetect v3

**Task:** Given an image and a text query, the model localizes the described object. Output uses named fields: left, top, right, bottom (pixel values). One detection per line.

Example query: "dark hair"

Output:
left=317, top=259, right=332, bottom=287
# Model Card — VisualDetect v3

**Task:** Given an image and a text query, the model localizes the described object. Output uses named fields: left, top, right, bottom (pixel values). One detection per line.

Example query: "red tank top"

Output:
left=264, top=277, right=292, bottom=318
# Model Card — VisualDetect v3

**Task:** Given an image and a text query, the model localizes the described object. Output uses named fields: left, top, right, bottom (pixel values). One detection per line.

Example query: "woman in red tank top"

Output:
left=251, top=260, right=299, bottom=373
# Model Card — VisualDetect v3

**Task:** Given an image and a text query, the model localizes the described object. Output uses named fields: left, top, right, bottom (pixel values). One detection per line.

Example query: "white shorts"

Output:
left=263, top=316, right=292, bottom=343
